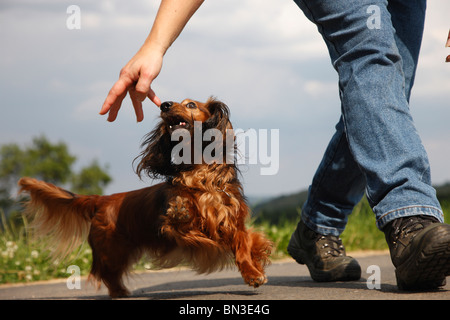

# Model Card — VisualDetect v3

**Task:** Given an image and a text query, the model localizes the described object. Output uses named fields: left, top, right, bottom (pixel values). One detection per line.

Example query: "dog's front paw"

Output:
left=244, top=273, right=267, bottom=288
left=167, top=196, right=191, bottom=221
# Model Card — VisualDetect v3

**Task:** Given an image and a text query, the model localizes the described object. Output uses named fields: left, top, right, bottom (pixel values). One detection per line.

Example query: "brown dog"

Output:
left=18, top=98, right=272, bottom=298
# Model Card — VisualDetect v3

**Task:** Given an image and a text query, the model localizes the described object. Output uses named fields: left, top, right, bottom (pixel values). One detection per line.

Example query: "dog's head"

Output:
left=135, top=97, right=233, bottom=180
left=159, top=98, right=230, bottom=134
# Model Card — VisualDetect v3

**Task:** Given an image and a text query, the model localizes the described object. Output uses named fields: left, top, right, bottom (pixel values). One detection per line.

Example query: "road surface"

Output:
left=1, top=252, right=449, bottom=301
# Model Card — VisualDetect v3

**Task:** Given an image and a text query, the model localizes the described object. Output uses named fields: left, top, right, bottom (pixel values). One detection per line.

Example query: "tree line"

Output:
left=0, top=135, right=111, bottom=219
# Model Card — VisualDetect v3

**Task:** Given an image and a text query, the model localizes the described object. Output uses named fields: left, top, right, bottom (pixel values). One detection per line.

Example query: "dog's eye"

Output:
left=186, top=102, right=197, bottom=109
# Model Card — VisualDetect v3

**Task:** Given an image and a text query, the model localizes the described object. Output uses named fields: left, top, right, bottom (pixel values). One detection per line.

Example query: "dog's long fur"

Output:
left=18, top=98, right=272, bottom=298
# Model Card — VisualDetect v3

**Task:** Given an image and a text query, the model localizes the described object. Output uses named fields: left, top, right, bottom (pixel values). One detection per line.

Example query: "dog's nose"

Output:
left=160, top=101, right=173, bottom=112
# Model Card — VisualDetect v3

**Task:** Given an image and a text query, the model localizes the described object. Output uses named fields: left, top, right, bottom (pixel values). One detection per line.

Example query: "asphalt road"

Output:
left=1, top=252, right=449, bottom=301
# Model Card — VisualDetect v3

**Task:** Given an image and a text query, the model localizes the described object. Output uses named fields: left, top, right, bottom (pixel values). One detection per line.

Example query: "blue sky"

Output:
left=1, top=0, right=449, bottom=197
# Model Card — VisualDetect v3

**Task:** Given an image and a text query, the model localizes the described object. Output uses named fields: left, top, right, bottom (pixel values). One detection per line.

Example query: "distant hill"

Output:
left=251, top=189, right=308, bottom=224
left=251, top=182, right=450, bottom=225
left=436, top=183, right=450, bottom=202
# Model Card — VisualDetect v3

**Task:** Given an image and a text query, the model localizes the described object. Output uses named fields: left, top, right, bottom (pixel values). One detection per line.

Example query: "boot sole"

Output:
left=395, top=224, right=450, bottom=291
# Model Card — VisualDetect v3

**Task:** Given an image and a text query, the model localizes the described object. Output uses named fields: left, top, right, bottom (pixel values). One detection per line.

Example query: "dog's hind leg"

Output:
left=87, top=218, right=136, bottom=298
left=88, top=238, right=132, bottom=298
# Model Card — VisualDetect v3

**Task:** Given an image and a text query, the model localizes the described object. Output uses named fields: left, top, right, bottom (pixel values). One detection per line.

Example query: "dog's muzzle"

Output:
left=160, top=101, right=173, bottom=112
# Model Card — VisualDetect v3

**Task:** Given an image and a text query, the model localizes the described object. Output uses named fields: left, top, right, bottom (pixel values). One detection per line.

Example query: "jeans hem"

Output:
left=301, top=204, right=444, bottom=237
left=376, top=205, right=444, bottom=230
left=301, top=215, right=345, bottom=237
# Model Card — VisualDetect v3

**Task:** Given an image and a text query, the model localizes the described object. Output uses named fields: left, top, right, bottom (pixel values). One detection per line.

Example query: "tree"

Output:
left=0, top=144, right=24, bottom=211
left=21, top=136, right=76, bottom=185
left=71, top=160, right=112, bottom=195
left=0, top=135, right=112, bottom=214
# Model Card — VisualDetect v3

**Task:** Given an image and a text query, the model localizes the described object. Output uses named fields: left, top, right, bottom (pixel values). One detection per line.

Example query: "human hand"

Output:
left=100, top=47, right=163, bottom=122
left=99, top=0, right=205, bottom=122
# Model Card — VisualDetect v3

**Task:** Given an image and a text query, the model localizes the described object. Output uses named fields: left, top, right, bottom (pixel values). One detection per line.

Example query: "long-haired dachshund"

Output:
left=18, top=98, right=272, bottom=298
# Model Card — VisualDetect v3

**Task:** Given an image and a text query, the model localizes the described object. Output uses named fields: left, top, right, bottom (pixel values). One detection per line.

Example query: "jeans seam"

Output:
left=298, top=0, right=342, bottom=60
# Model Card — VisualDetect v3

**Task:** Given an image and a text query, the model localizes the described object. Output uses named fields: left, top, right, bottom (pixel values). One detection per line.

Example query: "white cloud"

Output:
left=1, top=0, right=450, bottom=197
left=304, top=80, right=337, bottom=97
left=188, top=0, right=327, bottom=62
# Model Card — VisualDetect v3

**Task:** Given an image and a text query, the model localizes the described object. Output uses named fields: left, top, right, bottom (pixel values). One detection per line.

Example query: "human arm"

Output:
left=99, top=0, right=205, bottom=122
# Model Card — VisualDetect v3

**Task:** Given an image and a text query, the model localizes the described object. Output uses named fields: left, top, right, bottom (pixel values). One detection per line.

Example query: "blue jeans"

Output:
left=294, top=0, right=444, bottom=236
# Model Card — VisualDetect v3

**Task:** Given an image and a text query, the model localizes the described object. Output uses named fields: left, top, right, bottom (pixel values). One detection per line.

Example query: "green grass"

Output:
left=0, top=211, right=93, bottom=283
left=1, top=201, right=449, bottom=284
left=253, top=218, right=297, bottom=259
left=340, top=199, right=388, bottom=251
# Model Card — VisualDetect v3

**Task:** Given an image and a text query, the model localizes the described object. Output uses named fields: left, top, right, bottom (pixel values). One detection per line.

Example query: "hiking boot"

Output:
left=287, top=220, right=361, bottom=282
left=383, top=215, right=450, bottom=291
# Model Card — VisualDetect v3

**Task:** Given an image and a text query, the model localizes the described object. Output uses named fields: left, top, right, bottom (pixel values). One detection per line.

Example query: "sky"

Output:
left=1, top=0, right=449, bottom=198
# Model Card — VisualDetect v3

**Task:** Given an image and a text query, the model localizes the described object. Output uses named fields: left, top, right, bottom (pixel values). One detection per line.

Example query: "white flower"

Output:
left=4, top=241, right=18, bottom=258
left=31, top=250, right=39, bottom=259
left=6, top=242, right=18, bottom=252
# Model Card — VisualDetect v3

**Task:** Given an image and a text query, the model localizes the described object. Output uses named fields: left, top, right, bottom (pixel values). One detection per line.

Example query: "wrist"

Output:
left=140, top=38, right=168, bottom=57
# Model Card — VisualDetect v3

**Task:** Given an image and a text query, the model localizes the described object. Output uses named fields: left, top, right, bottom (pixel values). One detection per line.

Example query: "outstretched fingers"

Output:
left=100, top=77, right=133, bottom=122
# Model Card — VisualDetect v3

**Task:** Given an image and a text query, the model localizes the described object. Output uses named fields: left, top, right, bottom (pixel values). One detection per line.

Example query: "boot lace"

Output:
left=317, top=235, right=346, bottom=257
left=390, top=215, right=437, bottom=245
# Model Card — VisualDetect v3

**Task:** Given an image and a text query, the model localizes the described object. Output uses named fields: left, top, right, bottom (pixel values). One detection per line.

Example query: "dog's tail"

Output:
left=18, top=177, right=101, bottom=260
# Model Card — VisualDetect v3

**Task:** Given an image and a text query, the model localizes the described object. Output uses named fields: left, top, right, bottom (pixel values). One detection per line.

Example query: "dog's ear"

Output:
left=134, top=121, right=173, bottom=179
left=204, top=98, right=231, bottom=133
